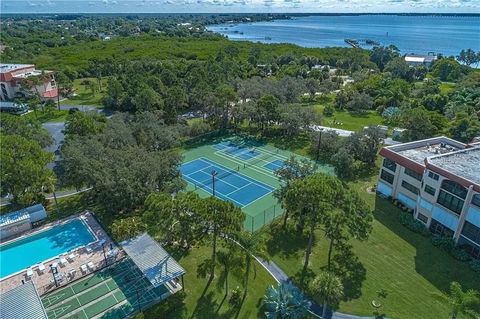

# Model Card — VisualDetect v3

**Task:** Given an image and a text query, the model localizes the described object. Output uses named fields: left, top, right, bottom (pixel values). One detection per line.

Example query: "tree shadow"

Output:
left=329, top=243, right=367, bottom=301
left=190, top=291, right=218, bottom=319
left=373, top=196, right=480, bottom=293
left=292, top=268, right=316, bottom=289
left=265, top=222, right=309, bottom=258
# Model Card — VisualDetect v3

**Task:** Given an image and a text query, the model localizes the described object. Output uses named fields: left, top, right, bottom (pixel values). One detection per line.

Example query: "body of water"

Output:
left=0, top=218, right=96, bottom=278
left=208, top=15, right=480, bottom=56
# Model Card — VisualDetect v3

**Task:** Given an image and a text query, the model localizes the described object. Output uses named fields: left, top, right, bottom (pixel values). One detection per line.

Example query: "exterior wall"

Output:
left=0, top=68, right=57, bottom=101
left=378, top=157, right=480, bottom=253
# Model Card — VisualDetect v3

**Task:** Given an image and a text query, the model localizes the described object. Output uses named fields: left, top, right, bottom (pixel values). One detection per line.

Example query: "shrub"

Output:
left=323, top=104, right=335, bottom=117
left=188, top=120, right=212, bottom=137
left=229, top=286, right=242, bottom=308
left=451, top=248, right=471, bottom=262
left=399, top=213, right=431, bottom=237
left=469, top=259, right=480, bottom=272
left=431, top=235, right=456, bottom=253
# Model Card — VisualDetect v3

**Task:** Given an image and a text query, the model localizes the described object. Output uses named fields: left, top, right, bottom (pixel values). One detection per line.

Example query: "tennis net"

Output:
left=194, top=166, right=240, bottom=190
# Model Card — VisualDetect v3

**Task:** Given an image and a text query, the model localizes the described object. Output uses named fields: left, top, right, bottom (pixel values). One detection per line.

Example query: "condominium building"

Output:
left=377, top=136, right=480, bottom=258
left=0, top=63, right=57, bottom=101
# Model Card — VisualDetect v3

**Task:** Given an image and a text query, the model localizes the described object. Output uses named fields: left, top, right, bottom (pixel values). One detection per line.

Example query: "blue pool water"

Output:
left=0, top=218, right=96, bottom=278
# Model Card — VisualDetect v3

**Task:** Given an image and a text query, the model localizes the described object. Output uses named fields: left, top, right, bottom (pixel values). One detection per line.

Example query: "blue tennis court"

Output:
left=214, top=141, right=261, bottom=161
left=180, top=157, right=274, bottom=207
left=264, top=159, right=285, bottom=171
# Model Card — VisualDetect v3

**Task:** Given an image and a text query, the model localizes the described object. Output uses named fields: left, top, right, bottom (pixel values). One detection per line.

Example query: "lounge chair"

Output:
left=87, top=262, right=95, bottom=271
left=59, top=256, right=68, bottom=266
left=37, top=263, right=46, bottom=274
left=85, top=245, right=93, bottom=253
left=26, top=267, right=33, bottom=278
left=80, top=264, right=88, bottom=274
left=67, top=253, right=76, bottom=261
left=68, top=269, right=76, bottom=278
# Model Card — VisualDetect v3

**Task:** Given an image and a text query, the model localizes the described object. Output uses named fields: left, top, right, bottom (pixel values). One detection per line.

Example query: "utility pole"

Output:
left=316, top=129, right=323, bottom=161
left=211, top=170, right=218, bottom=197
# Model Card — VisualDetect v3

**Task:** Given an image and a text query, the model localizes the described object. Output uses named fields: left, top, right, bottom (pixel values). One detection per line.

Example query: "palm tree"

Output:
left=234, top=230, right=269, bottom=298
left=309, top=271, right=344, bottom=319
left=433, top=282, right=480, bottom=319
left=263, top=281, right=311, bottom=319
left=216, top=247, right=243, bottom=296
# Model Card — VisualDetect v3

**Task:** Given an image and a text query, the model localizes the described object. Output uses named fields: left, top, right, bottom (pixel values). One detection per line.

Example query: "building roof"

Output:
left=120, top=233, right=185, bottom=288
left=427, top=147, right=480, bottom=186
left=0, top=210, right=30, bottom=228
left=382, top=136, right=465, bottom=165
left=0, top=63, right=34, bottom=74
left=405, top=54, right=438, bottom=63
left=0, top=204, right=46, bottom=228
left=0, top=281, right=48, bottom=319
left=379, top=136, right=479, bottom=191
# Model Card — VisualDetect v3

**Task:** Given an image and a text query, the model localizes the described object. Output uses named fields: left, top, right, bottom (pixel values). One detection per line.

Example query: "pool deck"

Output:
left=0, top=212, right=123, bottom=296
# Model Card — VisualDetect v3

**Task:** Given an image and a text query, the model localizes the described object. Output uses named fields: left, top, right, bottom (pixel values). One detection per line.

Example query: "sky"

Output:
left=1, top=0, right=479, bottom=14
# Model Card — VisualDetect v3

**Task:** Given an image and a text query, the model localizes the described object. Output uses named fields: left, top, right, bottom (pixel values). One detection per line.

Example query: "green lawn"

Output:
left=62, top=77, right=108, bottom=106
left=439, top=82, right=456, bottom=95
left=144, top=245, right=276, bottom=319
left=265, top=194, right=480, bottom=319
left=24, top=109, right=69, bottom=123
left=314, top=104, right=384, bottom=132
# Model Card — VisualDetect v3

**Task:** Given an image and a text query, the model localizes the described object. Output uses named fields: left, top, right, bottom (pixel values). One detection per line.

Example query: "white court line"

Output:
left=213, top=151, right=276, bottom=179
left=185, top=158, right=274, bottom=207
left=187, top=176, right=246, bottom=207
left=225, top=181, right=254, bottom=196
left=200, top=157, right=273, bottom=193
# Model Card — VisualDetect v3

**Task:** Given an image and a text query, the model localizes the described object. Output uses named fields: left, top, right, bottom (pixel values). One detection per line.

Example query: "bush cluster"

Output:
left=399, top=212, right=431, bottom=237
left=397, top=207, right=479, bottom=272
left=469, top=259, right=480, bottom=273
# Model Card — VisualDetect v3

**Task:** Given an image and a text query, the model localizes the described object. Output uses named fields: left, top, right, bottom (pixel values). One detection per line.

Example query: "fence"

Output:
left=245, top=204, right=284, bottom=232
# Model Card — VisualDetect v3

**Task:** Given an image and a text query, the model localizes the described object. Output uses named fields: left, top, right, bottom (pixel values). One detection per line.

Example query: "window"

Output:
left=440, top=180, right=467, bottom=199
left=382, top=158, right=397, bottom=172
left=428, top=171, right=439, bottom=181
left=429, top=219, right=454, bottom=237
left=461, top=221, right=480, bottom=246
left=402, top=180, right=419, bottom=195
left=1, top=83, right=8, bottom=99
left=437, top=190, right=464, bottom=215
left=424, top=184, right=436, bottom=196
left=472, top=194, right=480, bottom=208
left=380, top=170, right=394, bottom=184
left=417, top=213, right=428, bottom=224
left=404, top=167, right=422, bottom=181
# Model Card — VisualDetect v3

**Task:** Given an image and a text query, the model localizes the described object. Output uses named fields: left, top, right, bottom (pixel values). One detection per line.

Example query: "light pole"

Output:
left=101, top=242, right=108, bottom=266
left=50, top=264, right=58, bottom=287
left=211, top=170, right=218, bottom=197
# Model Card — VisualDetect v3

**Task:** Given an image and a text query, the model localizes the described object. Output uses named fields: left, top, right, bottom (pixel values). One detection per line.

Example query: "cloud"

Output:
left=2, top=0, right=480, bottom=13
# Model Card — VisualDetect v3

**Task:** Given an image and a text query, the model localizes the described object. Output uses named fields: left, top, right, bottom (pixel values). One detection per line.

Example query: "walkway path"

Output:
left=256, top=258, right=379, bottom=319
left=310, top=125, right=354, bottom=137
left=0, top=187, right=92, bottom=207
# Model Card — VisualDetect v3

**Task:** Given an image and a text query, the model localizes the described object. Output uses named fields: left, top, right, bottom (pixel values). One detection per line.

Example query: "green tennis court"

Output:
left=41, top=259, right=170, bottom=319
left=182, top=136, right=334, bottom=231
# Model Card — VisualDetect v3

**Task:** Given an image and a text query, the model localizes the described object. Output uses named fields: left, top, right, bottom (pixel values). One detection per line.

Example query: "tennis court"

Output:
left=41, top=259, right=168, bottom=319
left=182, top=136, right=334, bottom=230
left=180, top=157, right=274, bottom=207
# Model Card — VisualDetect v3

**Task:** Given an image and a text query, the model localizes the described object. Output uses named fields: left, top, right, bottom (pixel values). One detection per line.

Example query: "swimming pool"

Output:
left=0, top=218, right=96, bottom=279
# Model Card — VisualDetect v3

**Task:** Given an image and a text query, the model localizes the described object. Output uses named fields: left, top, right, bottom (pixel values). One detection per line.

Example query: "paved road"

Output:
left=256, top=258, right=380, bottom=319
left=42, top=105, right=112, bottom=168
left=310, top=125, right=354, bottom=137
